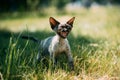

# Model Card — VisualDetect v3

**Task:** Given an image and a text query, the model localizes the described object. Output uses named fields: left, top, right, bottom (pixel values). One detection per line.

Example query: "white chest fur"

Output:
left=49, top=35, right=70, bottom=56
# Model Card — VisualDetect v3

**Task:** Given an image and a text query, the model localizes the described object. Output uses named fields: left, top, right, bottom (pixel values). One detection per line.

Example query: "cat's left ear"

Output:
left=49, top=17, right=60, bottom=30
left=67, top=17, right=75, bottom=27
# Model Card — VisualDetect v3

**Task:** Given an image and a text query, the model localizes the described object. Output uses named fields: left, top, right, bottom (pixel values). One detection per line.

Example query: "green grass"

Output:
left=0, top=6, right=120, bottom=80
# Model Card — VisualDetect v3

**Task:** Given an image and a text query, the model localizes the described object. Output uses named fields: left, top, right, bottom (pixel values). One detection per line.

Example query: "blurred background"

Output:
left=0, top=0, right=120, bottom=32
left=0, top=0, right=119, bottom=32
left=0, top=0, right=120, bottom=12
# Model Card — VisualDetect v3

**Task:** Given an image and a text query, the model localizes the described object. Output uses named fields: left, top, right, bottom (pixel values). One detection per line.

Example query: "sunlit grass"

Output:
left=0, top=5, right=120, bottom=80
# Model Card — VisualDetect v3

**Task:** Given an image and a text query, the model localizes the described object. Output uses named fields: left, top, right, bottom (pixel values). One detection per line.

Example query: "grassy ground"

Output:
left=0, top=6, right=120, bottom=80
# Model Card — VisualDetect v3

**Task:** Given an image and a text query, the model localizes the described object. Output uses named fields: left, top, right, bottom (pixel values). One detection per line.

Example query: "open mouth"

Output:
left=61, top=32, right=68, bottom=38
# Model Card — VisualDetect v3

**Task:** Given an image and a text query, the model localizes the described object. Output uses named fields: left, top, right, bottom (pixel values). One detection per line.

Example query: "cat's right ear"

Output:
left=49, top=17, right=60, bottom=30
left=67, top=17, right=75, bottom=27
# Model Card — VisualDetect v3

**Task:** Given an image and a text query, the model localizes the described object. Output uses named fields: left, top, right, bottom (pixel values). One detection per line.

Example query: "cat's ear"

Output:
left=67, top=17, right=75, bottom=26
left=49, top=17, right=60, bottom=30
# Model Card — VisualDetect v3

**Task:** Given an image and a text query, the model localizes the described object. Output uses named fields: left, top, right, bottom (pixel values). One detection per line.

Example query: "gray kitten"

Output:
left=22, top=17, right=75, bottom=70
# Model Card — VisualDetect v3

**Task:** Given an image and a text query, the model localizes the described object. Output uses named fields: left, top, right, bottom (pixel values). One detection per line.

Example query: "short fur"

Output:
left=22, top=17, right=75, bottom=70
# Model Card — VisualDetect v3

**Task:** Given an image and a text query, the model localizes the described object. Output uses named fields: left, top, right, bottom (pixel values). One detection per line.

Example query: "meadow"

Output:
left=0, top=5, right=120, bottom=80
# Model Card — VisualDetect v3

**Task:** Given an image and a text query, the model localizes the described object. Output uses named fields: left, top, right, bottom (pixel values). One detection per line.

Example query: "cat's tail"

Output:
left=21, top=36, right=40, bottom=43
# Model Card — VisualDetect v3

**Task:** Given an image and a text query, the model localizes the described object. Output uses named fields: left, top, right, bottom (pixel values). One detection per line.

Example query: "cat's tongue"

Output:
left=62, top=32, right=68, bottom=37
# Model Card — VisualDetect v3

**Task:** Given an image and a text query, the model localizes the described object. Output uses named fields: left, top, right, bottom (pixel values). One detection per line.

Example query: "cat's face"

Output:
left=49, top=17, right=75, bottom=38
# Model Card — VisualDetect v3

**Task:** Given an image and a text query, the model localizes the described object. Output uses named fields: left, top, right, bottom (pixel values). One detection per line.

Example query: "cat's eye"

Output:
left=67, top=27, right=71, bottom=30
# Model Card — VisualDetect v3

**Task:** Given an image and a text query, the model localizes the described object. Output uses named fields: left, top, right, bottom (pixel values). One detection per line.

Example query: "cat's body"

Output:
left=22, top=17, right=75, bottom=70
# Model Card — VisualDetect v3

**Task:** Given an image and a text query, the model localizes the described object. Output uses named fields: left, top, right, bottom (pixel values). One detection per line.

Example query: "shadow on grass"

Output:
left=0, top=29, right=99, bottom=79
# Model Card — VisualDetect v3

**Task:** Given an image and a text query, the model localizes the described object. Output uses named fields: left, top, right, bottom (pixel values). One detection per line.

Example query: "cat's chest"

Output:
left=49, top=35, right=69, bottom=53
left=50, top=39, right=68, bottom=53
left=55, top=41, right=67, bottom=52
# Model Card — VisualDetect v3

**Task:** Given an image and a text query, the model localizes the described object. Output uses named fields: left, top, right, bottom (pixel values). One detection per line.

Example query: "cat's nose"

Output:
left=63, top=28, right=67, bottom=32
